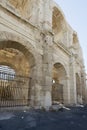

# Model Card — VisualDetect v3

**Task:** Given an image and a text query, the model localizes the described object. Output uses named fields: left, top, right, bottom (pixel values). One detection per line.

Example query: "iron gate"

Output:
left=0, top=72, right=31, bottom=107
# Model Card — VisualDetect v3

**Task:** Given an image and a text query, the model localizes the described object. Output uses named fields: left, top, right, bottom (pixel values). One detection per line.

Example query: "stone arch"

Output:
left=52, top=59, right=68, bottom=76
left=7, top=0, right=37, bottom=21
left=52, top=6, right=67, bottom=43
left=7, top=0, right=30, bottom=16
left=0, top=31, right=36, bottom=67
left=0, top=31, right=37, bottom=106
left=8, top=0, right=28, bottom=9
left=52, top=62, right=67, bottom=104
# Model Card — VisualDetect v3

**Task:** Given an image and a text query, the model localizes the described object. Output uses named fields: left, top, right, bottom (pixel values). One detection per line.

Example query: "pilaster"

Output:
left=41, top=32, right=53, bottom=107
left=69, top=55, right=77, bottom=105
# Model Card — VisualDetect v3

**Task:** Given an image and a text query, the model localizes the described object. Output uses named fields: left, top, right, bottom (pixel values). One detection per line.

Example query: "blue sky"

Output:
left=54, top=0, right=87, bottom=73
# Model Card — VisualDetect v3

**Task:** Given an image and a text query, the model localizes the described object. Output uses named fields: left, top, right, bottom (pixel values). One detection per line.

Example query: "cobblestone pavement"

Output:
left=0, top=106, right=87, bottom=130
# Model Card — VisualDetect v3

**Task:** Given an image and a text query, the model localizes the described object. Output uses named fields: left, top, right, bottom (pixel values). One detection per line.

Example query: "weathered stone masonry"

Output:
left=0, top=0, right=86, bottom=108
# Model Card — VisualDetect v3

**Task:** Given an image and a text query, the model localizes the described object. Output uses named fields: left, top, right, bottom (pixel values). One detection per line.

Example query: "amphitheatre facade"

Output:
left=0, top=0, right=86, bottom=108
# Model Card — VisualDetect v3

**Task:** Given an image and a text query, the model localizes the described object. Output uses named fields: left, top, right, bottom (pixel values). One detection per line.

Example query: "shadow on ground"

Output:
left=0, top=106, right=87, bottom=130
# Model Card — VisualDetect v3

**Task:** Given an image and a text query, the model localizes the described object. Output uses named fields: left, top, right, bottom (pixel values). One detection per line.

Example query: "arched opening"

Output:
left=0, top=65, right=15, bottom=75
left=0, top=48, right=30, bottom=76
left=7, top=0, right=35, bottom=19
left=0, top=65, right=15, bottom=100
left=52, top=7, right=66, bottom=43
left=0, top=40, right=35, bottom=107
left=52, top=63, right=67, bottom=104
left=76, top=73, right=82, bottom=104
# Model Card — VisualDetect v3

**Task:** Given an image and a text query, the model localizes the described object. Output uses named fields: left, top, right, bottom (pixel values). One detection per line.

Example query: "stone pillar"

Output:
left=63, top=75, right=70, bottom=105
left=37, top=0, right=52, bottom=30
left=29, top=54, right=43, bottom=108
left=78, top=77, right=82, bottom=104
left=41, top=32, right=53, bottom=108
left=81, top=70, right=86, bottom=104
left=36, top=0, right=53, bottom=108
left=61, top=20, right=68, bottom=45
left=78, top=74, right=83, bottom=104
left=43, top=0, right=52, bottom=31
left=69, top=56, right=77, bottom=105
left=28, top=0, right=39, bottom=26
left=35, top=0, right=44, bottom=28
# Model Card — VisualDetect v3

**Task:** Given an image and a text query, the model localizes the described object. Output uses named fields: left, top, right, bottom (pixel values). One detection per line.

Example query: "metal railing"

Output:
left=0, top=72, right=31, bottom=107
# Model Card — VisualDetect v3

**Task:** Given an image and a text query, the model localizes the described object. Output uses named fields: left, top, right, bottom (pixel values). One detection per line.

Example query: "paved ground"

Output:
left=0, top=106, right=87, bottom=130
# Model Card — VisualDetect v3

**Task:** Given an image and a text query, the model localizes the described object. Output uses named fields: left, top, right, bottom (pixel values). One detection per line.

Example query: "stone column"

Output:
left=41, top=32, right=53, bottom=108
left=77, top=74, right=83, bottom=104
left=36, top=0, right=53, bottom=108
left=36, top=0, right=52, bottom=30
left=69, top=56, right=77, bottom=105
left=29, top=54, right=43, bottom=108
left=35, top=0, right=44, bottom=28
left=63, top=75, right=70, bottom=105
left=43, top=0, right=52, bottom=31
left=81, top=70, right=86, bottom=104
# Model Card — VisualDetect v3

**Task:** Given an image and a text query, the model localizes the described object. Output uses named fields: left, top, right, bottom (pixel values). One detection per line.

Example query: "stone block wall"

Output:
left=0, top=0, right=86, bottom=108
